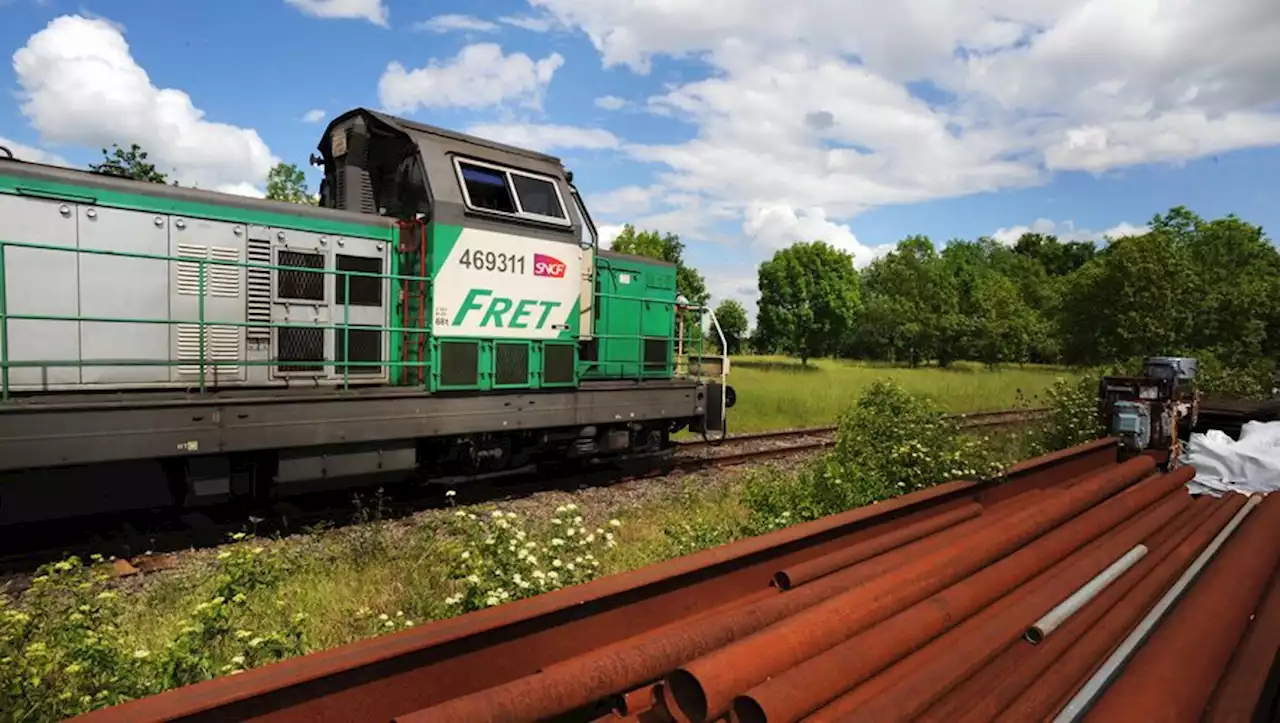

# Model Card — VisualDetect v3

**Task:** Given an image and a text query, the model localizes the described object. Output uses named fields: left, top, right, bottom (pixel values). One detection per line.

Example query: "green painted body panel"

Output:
left=0, top=171, right=396, bottom=240
left=423, top=223, right=583, bottom=392
left=586, top=254, right=678, bottom=379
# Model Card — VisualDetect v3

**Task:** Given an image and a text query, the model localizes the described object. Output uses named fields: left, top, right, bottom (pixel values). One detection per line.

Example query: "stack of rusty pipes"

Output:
left=402, top=455, right=1280, bottom=723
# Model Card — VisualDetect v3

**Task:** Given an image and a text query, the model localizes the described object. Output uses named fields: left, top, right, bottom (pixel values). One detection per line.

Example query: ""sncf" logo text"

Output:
left=533, top=254, right=566, bottom=278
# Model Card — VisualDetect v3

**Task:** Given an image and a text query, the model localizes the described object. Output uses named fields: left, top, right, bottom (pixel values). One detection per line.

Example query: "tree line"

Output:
left=88, top=143, right=316, bottom=204
left=749, top=206, right=1280, bottom=376
left=608, top=207, right=1280, bottom=385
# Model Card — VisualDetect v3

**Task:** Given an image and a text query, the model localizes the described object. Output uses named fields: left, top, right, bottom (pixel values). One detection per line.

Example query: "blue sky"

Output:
left=3, top=0, right=1279, bottom=321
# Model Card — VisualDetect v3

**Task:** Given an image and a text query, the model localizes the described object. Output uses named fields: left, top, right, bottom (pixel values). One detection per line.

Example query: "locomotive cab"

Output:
left=311, top=109, right=732, bottom=435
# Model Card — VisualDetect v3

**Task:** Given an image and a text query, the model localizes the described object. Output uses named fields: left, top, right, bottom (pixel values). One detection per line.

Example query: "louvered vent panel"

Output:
left=177, top=244, right=241, bottom=298
left=177, top=324, right=242, bottom=376
left=246, top=237, right=271, bottom=341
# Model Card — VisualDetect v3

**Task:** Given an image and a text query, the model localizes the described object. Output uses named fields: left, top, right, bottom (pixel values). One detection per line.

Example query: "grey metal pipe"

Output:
left=1026, top=544, right=1149, bottom=645
left=1051, top=494, right=1263, bottom=723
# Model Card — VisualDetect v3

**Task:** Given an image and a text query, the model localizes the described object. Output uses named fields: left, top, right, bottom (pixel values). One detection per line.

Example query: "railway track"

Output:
left=73, top=436, right=1280, bottom=723
left=0, top=406, right=1049, bottom=578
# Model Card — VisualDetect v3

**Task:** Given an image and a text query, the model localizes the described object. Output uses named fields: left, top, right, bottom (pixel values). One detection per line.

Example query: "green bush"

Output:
left=1032, top=375, right=1106, bottom=454
left=0, top=536, right=307, bottom=722
left=439, top=499, right=618, bottom=612
left=741, top=380, right=1005, bottom=532
left=1192, top=350, right=1274, bottom=399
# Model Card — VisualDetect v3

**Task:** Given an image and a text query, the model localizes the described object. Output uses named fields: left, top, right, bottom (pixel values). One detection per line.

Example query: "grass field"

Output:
left=723, top=356, right=1080, bottom=432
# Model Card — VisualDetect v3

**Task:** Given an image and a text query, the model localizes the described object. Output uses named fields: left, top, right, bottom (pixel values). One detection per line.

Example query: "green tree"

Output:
left=857, top=236, right=960, bottom=366
left=266, top=163, right=318, bottom=205
left=756, top=241, right=861, bottom=365
left=712, top=299, right=749, bottom=355
left=970, top=272, right=1041, bottom=366
left=1058, top=231, right=1197, bottom=363
left=88, top=143, right=169, bottom=184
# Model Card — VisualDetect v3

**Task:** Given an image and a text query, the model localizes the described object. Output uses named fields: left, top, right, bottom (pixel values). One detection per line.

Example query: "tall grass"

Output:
left=724, top=356, right=1079, bottom=432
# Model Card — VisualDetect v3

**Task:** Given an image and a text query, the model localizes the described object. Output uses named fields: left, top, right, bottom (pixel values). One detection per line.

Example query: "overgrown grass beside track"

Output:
left=725, top=356, right=1077, bottom=432
left=0, top=372, right=1099, bottom=722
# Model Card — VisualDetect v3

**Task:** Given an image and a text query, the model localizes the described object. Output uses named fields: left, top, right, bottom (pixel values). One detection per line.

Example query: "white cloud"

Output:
left=530, top=0, right=1280, bottom=219
left=215, top=182, right=267, bottom=198
left=13, top=15, right=278, bottom=191
left=742, top=206, right=893, bottom=268
left=499, top=14, right=563, bottom=33
left=284, top=0, right=387, bottom=26
left=990, top=218, right=1149, bottom=246
left=596, top=223, right=625, bottom=247
left=378, top=43, right=565, bottom=113
left=413, top=14, right=498, bottom=33
left=0, top=136, right=69, bottom=167
left=1101, top=221, right=1150, bottom=240
left=595, top=95, right=627, bottom=111
left=302, top=109, right=327, bottom=123
left=1043, top=111, right=1280, bottom=173
left=587, top=185, right=660, bottom=215
left=464, top=123, right=620, bottom=153
left=705, top=267, right=765, bottom=325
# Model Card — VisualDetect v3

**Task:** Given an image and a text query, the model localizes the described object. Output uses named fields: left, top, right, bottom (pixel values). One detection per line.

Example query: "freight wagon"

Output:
left=0, top=109, right=733, bottom=525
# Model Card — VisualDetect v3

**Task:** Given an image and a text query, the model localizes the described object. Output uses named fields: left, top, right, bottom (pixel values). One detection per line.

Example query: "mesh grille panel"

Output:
left=278, top=251, right=325, bottom=301
left=335, top=255, right=383, bottom=307
left=439, top=341, right=479, bottom=387
left=495, top=343, right=529, bottom=386
left=278, top=327, right=325, bottom=374
left=335, top=327, right=382, bottom=376
left=544, top=344, right=575, bottom=385
left=644, top=339, right=669, bottom=370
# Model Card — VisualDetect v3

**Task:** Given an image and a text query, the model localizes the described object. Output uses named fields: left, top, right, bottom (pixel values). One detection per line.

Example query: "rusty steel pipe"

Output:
left=396, top=495, right=995, bottom=723
left=773, top=502, right=983, bottom=589
left=1082, top=493, right=1280, bottom=722
left=994, top=494, right=1249, bottom=722
left=664, top=455, right=1157, bottom=723
left=797, top=498, right=1208, bottom=723
left=920, top=498, right=1216, bottom=723
left=799, top=497, right=1192, bottom=723
left=1062, top=494, right=1265, bottom=721
left=614, top=684, right=662, bottom=718
left=1204, top=564, right=1280, bottom=722
left=776, top=482, right=1190, bottom=723
left=834, top=487, right=1192, bottom=723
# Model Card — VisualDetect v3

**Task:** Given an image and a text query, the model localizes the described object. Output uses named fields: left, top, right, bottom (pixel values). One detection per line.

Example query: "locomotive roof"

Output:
left=318, top=108, right=586, bottom=243
left=331, top=108, right=567, bottom=168
left=0, top=152, right=395, bottom=240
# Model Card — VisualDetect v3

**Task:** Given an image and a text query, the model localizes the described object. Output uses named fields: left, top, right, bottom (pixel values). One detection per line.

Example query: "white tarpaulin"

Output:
left=1183, top=420, right=1280, bottom=496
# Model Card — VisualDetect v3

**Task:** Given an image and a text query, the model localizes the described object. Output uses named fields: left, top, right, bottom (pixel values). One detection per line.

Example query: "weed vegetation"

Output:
left=1, top=376, right=1095, bottom=722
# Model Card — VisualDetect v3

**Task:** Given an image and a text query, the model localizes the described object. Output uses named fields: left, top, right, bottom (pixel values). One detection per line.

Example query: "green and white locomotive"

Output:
left=0, top=109, right=733, bottom=525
